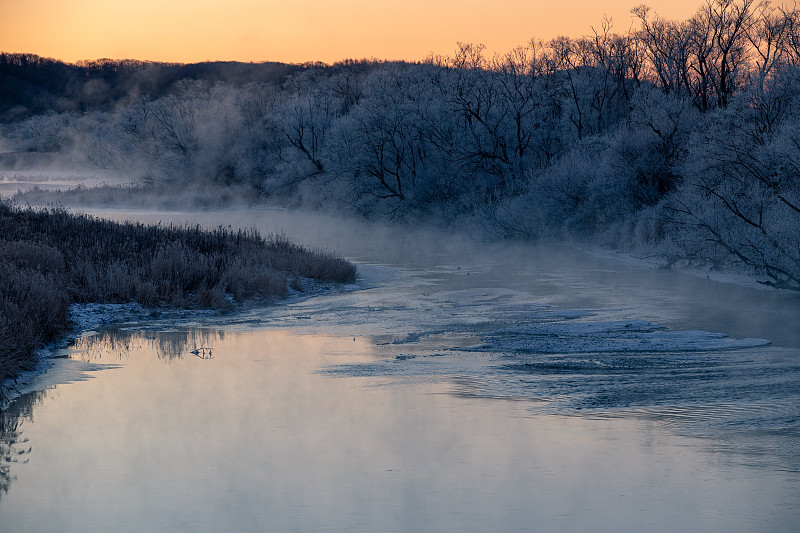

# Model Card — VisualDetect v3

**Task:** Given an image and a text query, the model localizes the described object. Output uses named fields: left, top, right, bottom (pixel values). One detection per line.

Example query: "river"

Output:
left=1, top=206, right=799, bottom=532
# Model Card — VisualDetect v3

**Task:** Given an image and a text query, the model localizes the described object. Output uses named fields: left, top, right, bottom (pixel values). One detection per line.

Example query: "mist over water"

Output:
left=89, top=208, right=800, bottom=433
left=1, top=206, right=799, bottom=532
left=92, top=206, right=800, bottom=345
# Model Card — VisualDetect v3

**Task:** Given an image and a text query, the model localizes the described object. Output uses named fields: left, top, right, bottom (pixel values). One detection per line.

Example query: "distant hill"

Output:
left=0, top=53, right=306, bottom=121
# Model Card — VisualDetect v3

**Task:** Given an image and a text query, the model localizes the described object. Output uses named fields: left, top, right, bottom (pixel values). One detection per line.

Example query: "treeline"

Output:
left=0, top=200, right=356, bottom=390
left=0, top=53, right=306, bottom=121
left=3, top=0, right=799, bottom=290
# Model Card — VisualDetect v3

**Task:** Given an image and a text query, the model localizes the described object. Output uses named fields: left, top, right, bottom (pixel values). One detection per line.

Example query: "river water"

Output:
left=1, top=207, right=799, bottom=532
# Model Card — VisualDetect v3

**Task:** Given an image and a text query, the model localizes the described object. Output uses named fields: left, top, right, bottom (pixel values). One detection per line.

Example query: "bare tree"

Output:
left=633, top=5, right=696, bottom=96
left=635, top=0, right=757, bottom=111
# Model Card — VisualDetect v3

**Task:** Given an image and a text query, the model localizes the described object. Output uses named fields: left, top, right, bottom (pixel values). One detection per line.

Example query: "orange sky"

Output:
left=0, top=1, right=701, bottom=64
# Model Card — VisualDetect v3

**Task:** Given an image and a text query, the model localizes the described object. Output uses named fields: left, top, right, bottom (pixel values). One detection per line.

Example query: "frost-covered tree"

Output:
left=4, top=1, right=800, bottom=289
left=664, top=87, right=800, bottom=289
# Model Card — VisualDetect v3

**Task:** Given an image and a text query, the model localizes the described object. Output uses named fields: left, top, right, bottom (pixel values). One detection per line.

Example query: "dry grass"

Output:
left=0, top=261, right=70, bottom=384
left=0, top=200, right=356, bottom=393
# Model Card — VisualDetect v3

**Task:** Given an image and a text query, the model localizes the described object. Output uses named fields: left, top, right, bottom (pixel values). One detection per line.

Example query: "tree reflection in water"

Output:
left=0, top=390, right=45, bottom=500
left=0, top=328, right=222, bottom=499
left=72, top=328, right=224, bottom=362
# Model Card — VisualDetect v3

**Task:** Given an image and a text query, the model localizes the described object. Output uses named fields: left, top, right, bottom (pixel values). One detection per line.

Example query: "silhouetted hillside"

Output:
left=0, top=53, right=305, bottom=121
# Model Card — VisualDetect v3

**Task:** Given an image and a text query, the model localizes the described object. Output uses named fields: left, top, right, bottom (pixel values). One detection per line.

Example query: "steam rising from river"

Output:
left=77, top=207, right=800, bottom=452
left=1, top=204, right=798, bottom=531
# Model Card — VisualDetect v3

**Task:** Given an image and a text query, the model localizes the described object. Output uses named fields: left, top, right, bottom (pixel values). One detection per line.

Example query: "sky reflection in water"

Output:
left=0, top=324, right=796, bottom=532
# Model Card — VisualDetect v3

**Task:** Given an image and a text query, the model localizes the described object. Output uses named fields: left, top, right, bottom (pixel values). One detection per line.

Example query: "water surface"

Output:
left=1, top=207, right=798, bottom=532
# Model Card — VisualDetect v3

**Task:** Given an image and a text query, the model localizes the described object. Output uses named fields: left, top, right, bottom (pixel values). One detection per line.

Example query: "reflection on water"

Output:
left=73, top=328, right=225, bottom=362
left=0, top=329, right=225, bottom=497
left=0, top=327, right=796, bottom=532
left=0, top=390, right=44, bottom=500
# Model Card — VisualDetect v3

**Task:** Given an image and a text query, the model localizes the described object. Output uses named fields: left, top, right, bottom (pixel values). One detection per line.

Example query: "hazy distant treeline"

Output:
left=0, top=53, right=306, bottom=121
left=2, top=0, right=799, bottom=290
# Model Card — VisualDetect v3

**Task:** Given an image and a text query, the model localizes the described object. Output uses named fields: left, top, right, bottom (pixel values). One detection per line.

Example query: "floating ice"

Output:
left=461, top=318, right=771, bottom=354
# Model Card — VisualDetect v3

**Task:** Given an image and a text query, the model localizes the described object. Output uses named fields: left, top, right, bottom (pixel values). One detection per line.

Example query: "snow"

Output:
left=68, top=302, right=153, bottom=332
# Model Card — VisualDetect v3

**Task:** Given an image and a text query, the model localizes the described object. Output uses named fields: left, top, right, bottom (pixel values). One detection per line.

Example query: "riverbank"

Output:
left=0, top=272, right=357, bottom=409
left=12, top=180, right=800, bottom=295
left=0, top=201, right=356, bottom=404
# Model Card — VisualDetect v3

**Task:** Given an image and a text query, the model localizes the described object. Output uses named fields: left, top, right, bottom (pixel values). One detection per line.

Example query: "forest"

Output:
left=2, top=0, right=799, bottom=291
left=0, top=53, right=304, bottom=121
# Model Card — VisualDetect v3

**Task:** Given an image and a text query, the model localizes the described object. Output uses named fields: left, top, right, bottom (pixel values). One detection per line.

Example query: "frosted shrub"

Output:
left=0, top=240, right=64, bottom=275
left=0, top=262, right=69, bottom=383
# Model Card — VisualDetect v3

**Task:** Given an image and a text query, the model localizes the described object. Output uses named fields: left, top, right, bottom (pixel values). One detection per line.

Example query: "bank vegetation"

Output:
left=0, top=201, right=356, bottom=392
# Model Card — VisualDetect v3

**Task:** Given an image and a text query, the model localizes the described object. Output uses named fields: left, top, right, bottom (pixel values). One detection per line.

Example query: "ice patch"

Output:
left=461, top=319, right=771, bottom=354
left=69, top=302, right=152, bottom=331
left=529, top=310, right=596, bottom=321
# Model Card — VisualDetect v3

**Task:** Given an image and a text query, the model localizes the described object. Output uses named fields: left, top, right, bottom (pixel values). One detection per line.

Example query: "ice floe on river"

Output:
left=462, top=318, right=771, bottom=354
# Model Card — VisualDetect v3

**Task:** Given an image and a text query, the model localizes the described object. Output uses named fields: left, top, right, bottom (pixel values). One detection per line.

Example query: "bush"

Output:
left=0, top=261, right=70, bottom=383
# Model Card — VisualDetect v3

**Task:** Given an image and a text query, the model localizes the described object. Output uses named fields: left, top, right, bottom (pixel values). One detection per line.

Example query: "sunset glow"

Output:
left=2, top=0, right=702, bottom=64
